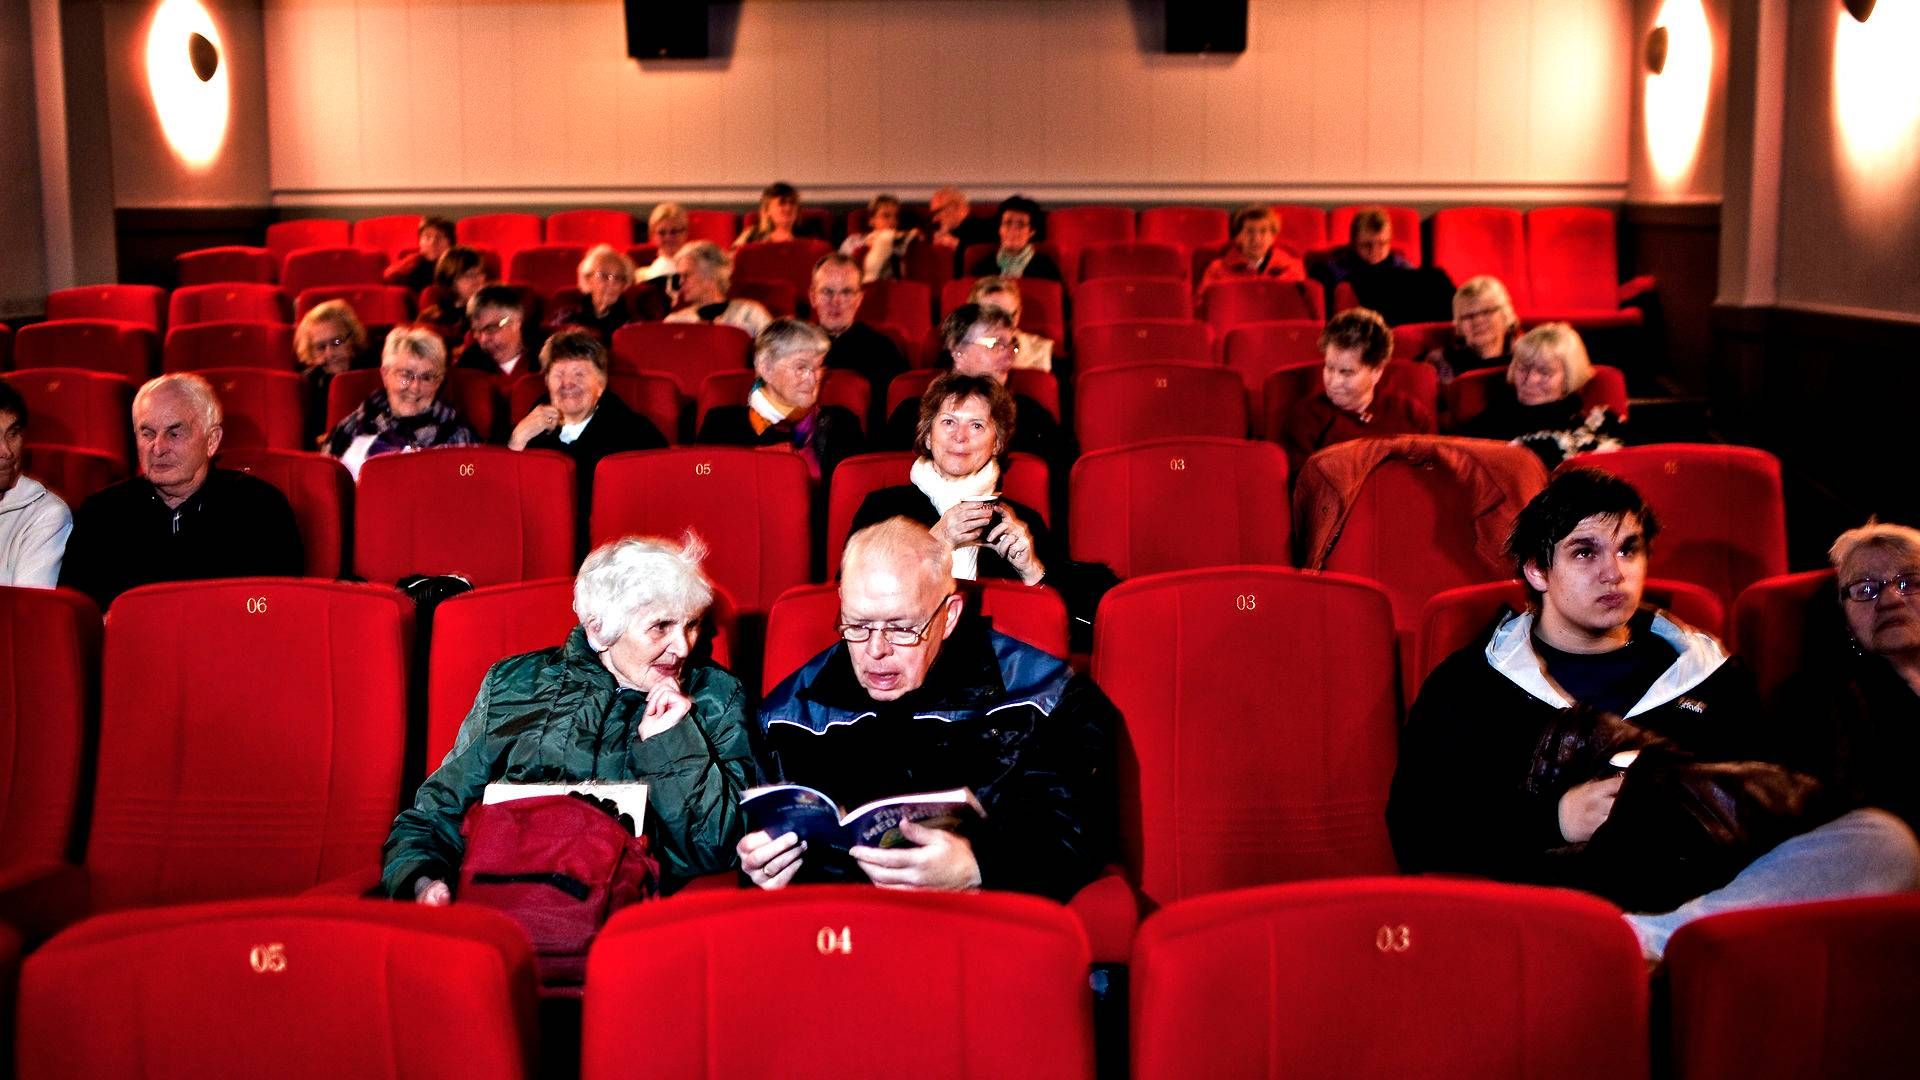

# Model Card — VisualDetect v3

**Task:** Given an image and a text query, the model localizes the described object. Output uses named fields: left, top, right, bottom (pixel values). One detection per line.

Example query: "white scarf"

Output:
left=749, top=382, right=796, bottom=426
left=911, top=456, right=1000, bottom=580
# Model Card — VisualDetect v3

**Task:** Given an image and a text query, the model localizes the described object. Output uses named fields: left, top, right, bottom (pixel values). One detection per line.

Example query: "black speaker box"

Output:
left=625, top=0, right=710, bottom=60
left=1166, top=2, right=1247, bottom=54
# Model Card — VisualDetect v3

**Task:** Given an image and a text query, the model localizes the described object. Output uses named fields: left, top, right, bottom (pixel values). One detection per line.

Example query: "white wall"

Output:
left=261, top=0, right=1633, bottom=206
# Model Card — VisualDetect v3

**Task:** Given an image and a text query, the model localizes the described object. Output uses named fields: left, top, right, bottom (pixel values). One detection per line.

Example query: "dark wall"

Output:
left=1624, top=202, right=1720, bottom=392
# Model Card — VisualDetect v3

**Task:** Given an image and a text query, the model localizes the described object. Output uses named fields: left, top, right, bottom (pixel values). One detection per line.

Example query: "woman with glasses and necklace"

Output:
left=325, top=325, right=478, bottom=482
left=1425, top=274, right=1521, bottom=385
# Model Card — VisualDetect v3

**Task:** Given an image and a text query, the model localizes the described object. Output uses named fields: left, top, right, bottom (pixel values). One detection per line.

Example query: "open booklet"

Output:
left=740, top=785, right=985, bottom=852
left=483, top=782, right=649, bottom=829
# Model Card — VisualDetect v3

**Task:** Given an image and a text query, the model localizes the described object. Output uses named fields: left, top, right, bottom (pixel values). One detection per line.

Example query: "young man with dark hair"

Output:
left=1389, top=469, right=1918, bottom=958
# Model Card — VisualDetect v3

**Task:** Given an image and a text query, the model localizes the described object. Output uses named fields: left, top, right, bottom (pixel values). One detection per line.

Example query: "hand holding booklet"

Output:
left=740, top=785, right=985, bottom=853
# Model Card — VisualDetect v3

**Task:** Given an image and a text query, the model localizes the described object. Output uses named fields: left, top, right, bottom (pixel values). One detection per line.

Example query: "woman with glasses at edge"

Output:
left=1424, top=274, right=1521, bottom=386
left=325, top=325, right=478, bottom=482
left=295, top=300, right=368, bottom=446
left=883, top=304, right=1065, bottom=464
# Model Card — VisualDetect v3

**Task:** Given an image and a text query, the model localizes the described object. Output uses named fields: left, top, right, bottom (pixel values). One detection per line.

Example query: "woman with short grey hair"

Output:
left=324, top=325, right=478, bottom=481
left=664, top=241, right=772, bottom=340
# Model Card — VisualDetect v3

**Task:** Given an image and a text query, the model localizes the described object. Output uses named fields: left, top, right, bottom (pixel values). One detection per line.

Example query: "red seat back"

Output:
left=0, top=587, right=98, bottom=868
left=1430, top=207, right=1530, bottom=307
left=854, top=279, right=934, bottom=337
left=164, top=321, right=296, bottom=373
left=265, top=219, right=351, bottom=269
left=726, top=278, right=797, bottom=318
left=199, top=368, right=307, bottom=451
left=218, top=449, right=354, bottom=579
left=425, top=578, right=577, bottom=767
left=1271, top=204, right=1331, bottom=256
left=1200, top=278, right=1324, bottom=330
left=1731, top=570, right=1838, bottom=707
left=1098, top=569, right=1400, bottom=906
left=1073, top=277, right=1193, bottom=328
left=293, top=284, right=414, bottom=325
left=1070, top=437, right=1291, bottom=578
left=682, top=209, right=738, bottom=246
left=1075, top=320, right=1212, bottom=372
left=509, top=371, right=683, bottom=445
left=940, top=276, right=1067, bottom=344
left=1075, top=363, right=1247, bottom=453
left=1527, top=206, right=1621, bottom=312
left=168, top=283, right=290, bottom=327
left=356, top=447, right=574, bottom=587
left=46, top=285, right=166, bottom=332
left=19, top=899, right=538, bottom=1078
left=1222, top=319, right=1326, bottom=395
left=457, top=213, right=543, bottom=263
left=1329, top=204, right=1423, bottom=264
left=1391, top=319, right=1456, bottom=361
left=732, top=239, right=833, bottom=299
left=506, top=244, right=589, bottom=298
left=22, top=445, right=125, bottom=507
left=1131, top=878, right=1649, bottom=1080
left=546, top=209, right=634, bottom=246
left=1138, top=207, right=1229, bottom=252
left=279, top=247, right=387, bottom=299
left=1445, top=363, right=1630, bottom=426
left=823, top=450, right=1050, bottom=579
left=90, top=580, right=411, bottom=910
left=350, top=214, right=421, bottom=253
left=583, top=889, right=1092, bottom=1080
left=1048, top=206, right=1135, bottom=280
left=610, top=322, right=753, bottom=397
left=175, top=246, right=277, bottom=285
left=14, top=320, right=157, bottom=382
left=1078, top=243, right=1188, bottom=283
left=1, top=369, right=134, bottom=464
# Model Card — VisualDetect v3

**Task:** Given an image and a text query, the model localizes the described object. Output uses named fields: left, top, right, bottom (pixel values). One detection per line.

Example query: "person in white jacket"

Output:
left=0, top=381, right=71, bottom=588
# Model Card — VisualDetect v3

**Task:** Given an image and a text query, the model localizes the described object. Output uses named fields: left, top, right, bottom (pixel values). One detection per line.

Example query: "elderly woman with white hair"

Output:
left=324, top=325, right=479, bottom=481
left=695, top=318, right=863, bottom=485
left=1461, top=321, right=1624, bottom=468
left=664, top=240, right=772, bottom=340
left=548, top=244, right=645, bottom=340
left=383, top=532, right=756, bottom=903
left=1426, top=274, right=1521, bottom=384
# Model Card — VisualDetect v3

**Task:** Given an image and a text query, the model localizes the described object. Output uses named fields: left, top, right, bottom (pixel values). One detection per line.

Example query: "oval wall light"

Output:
left=1644, top=0, right=1713, bottom=182
left=1834, top=0, right=1920, bottom=174
left=146, top=0, right=229, bottom=168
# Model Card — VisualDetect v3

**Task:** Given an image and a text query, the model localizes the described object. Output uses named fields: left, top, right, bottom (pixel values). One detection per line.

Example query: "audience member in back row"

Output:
left=926, top=186, right=998, bottom=271
left=1315, top=206, right=1413, bottom=288
left=664, top=241, right=773, bottom=341
left=839, top=193, right=903, bottom=281
left=738, top=518, right=1116, bottom=900
left=1388, top=470, right=1919, bottom=959
left=1425, top=274, right=1519, bottom=385
left=642, top=202, right=692, bottom=281
left=968, top=196, right=1063, bottom=282
left=969, top=276, right=1054, bottom=373
left=886, top=304, right=1065, bottom=464
left=735, top=180, right=813, bottom=246
left=385, top=533, right=754, bottom=902
left=382, top=216, right=456, bottom=293
left=1462, top=322, right=1624, bottom=469
left=811, top=253, right=907, bottom=430
left=852, top=373, right=1055, bottom=587
left=1313, top=207, right=1454, bottom=326
left=509, top=328, right=667, bottom=540
left=419, top=245, right=491, bottom=343
left=0, top=381, right=71, bottom=587
left=548, top=244, right=651, bottom=341
left=1198, top=204, right=1307, bottom=298
left=455, top=285, right=531, bottom=378
left=325, top=325, right=479, bottom=482
left=697, top=319, right=863, bottom=486
left=1279, top=308, right=1436, bottom=473
left=60, top=374, right=301, bottom=608
left=294, top=299, right=367, bottom=445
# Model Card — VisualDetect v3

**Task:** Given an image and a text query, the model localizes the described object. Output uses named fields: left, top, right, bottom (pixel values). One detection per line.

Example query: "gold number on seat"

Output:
left=815, top=926, right=852, bottom=955
left=1375, top=925, right=1411, bottom=953
left=249, top=943, right=288, bottom=973
left=1154, top=377, right=1169, bottom=389
left=457, top=463, right=476, bottom=477
left=245, top=597, right=268, bottom=614
left=1234, top=594, right=1257, bottom=611
left=1168, top=458, right=1187, bottom=471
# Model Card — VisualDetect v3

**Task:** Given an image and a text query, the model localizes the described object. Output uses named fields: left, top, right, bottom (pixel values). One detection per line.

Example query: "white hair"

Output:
left=134, top=373, right=222, bottom=431
left=382, top=325, right=448, bottom=373
left=1511, top=322, right=1594, bottom=394
left=572, top=533, right=716, bottom=651
left=842, top=518, right=954, bottom=594
left=1830, top=519, right=1920, bottom=580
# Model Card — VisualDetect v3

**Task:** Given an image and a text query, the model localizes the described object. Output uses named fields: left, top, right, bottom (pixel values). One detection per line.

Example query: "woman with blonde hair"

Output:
left=1462, top=321, right=1623, bottom=468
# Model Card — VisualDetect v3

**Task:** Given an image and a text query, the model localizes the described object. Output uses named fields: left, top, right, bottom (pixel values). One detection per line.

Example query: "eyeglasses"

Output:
left=1841, top=574, right=1920, bottom=603
left=474, top=314, right=519, bottom=333
left=587, top=271, right=630, bottom=284
left=837, top=593, right=956, bottom=647
left=388, top=368, right=443, bottom=388
left=1457, top=307, right=1506, bottom=323
left=969, top=336, right=1019, bottom=354
left=318, top=336, right=352, bottom=350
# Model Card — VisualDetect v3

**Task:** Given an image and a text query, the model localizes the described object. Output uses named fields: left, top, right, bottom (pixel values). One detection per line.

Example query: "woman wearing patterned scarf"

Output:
left=695, top=318, right=864, bottom=486
left=326, top=325, right=479, bottom=481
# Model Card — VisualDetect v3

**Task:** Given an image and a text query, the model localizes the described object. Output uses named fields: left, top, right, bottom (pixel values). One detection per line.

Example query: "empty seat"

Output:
left=457, top=212, right=543, bottom=262
left=1075, top=319, right=1212, bottom=372
left=197, top=368, right=307, bottom=451
left=168, top=283, right=289, bottom=327
left=1329, top=203, right=1423, bottom=264
left=1260, top=359, right=1442, bottom=442
left=175, top=245, right=277, bottom=285
left=1, top=369, right=134, bottom=464
left=163, top=321, right=295, bottom=372
left=350, top=213, right=423, bottom=254
left=1139, top=206, right=1229, bottom=251
left=1564, top=443, right=1787, bottom=608
left=583, top=888, right=1092, bottom=1080
left=590, top=448, right=810, bottom=613
left=733, top=238, right=834, bottom=299
left=1073, top=277, right=1193, bottom=328
left=824, top=450, right=1050, bottom=579
left=1077, top=242, right=1188, bottom=283
left=425, top=577, right=578, bottom=765
left=940, top=277, right=1067, bottom=344
left=855, top=278, right=934, bottom=337
left=1731, top=569, right=1838, bottom=707
left=696, top=369, right=870, bottom=436
left=0, top=587, right=99, bottom=871
left=509, top=370, right=682, bottom=445
left=1527, top=206, right=1655, bottom=324
left=1391, top=319, right=1457, bottom=361
left=265, top=218, right=351, bottom=268
left=1075, top=363, right=1247, bottom=453
left=1131, top=878, right=1649, bottom=1080
left=356, top=447, right=575, bottom=587
left=727, top=278, right=797, bottom=318
left=1271, top=203, right=1331, bottom=256
left=1047, top=204, right=1135, bottom=256
left=682, top=208, right=738, bottom=246
left=217, top=449, right=354, bottom=578
left=22, top=445, right=125, bottom=507
left=13, top=320, right=157, bottom=382
left=45, top=285, right=166, bottom=332
left=506, top=244, right=590, bottom=297
left=19, top=898, right=538, bottom=1079
left=1200, top=278, right=1324, bottom=330
left=293, top=283, right=414, bottom=324
left=279, top=247, right=387, bottom=299
left=1445, top=363, right=1630, bottom=426
left=1222, top=319, right=1327, bottom=396
left=610, top=322, right=753, bottom=397
left=547, top=208, right=634, bottom=246
left=1070, top=437, right=1291, bottom=578
left=1430, top=207, right=1531, bottom=307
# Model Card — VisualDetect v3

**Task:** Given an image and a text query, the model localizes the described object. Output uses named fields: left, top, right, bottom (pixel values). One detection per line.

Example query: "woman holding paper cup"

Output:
left=381, top=533, right=755, bottom=903
left=849, top=371, right=1054, bottom=586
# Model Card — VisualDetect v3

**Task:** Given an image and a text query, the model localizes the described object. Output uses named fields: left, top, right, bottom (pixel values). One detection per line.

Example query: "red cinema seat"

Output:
left=0, top=322, right=10, bottom=369
left=510, top=370, right=682, bottom=445
left=1074, top=277, right=1193, bottom=329
left=175, top=245, right=277, bottom=285
left=1271, top=204, right=1331, bottom=256
left=265, top=218, right=350, bottom=268
left=13, top=320, right=156, bottom=382
left=697, top=369, right=870, bottom=436
left=1329, top=204, right=1423, bottom=264
left=279, top=247, right=387, bottom=299
left=884, top=369, right=1060, bottom=425
left=350, top=213, right=422, bottom=253
left=1048, top=204, right=1136, bottom=273
left=1222, top=319, right=1326, bottom=396
left=1200, top=278, right=1324, bottom=330
left=1099, top=568, right=1400, bottom=912
left=727, top=278, right=797, bottom=318
left=941, top=276, right=1067, bottom=345
left=590, top=448, right=810, bottom=614
left=1075, top=320, right=1212, bottom=372
left=19, top=899, right=538, bottom=1079
left=356, top=448, right=574, bottom=587
left=1074, top=363, right=1247, bottom=453
left=506, top=244, right=589, bottom=298
left=547, top=209, right=634, bottom=246
left=1731, top=569, right=1838, bottom=707
left=625, top=243, right=659, bottom=269
left=1445, top=363, right=1630, bottom=427
left=1430, top=206, right=1531, bottom=308
left=424, top=578, right=576, bottom=767
left=1139, top=206, right=1229, bottom=252
left=1391, top=319, right=1457, bottom=361
left=1667, top=894, right=1920, bottom=1080
left=1131, top=879, right=1649, bottom=1080
left=1070, top=437, right=1291, bottom=578
left=217, top=449, right=354, bottom=579
left=22, top=445, right=125, bottom=507
left=681, top=209, right=738, bottom=246
left=1078, top=242, right=1188, bottom=283
left=855, top=279, right=934, bottom=338
left=45, top=285, right=166, bottom=332
left=733, top=239, right=833, bottom=299
left=457, top=212, right=542, bottom=263
left=610, top=322, right=753, bottom=397
left=168, top=282, right=289, bottom=327
left=0, top=587, right=98, bottom=871
left=1563, top=444, right=1786, bottom=608
left=901, top=237, right=956, bottom=290
left=1260, top=359, right=1441, bottom=442
left=1, top=369, right=134, bottom=464
left=583, top=889, right=1092, bottom=1080
left=293, top=284, right=414, bottom=324
left=1527, top=207, right=1655, bottom=326
left=823, top=451, right=1050, bottom=580
left=198, top=368, right=307, bottom=451
left=164, top=321, right=296, bottom=372
left=1294, top=436, right=1549, bottom=635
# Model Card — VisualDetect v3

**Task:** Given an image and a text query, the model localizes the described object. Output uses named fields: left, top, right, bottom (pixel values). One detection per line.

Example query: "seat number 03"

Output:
left=1375, top=925, right=1411, bottom=953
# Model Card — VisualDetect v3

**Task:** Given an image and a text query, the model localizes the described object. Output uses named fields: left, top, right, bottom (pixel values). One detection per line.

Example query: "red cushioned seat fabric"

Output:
left=506, top=244, right=590, bottom=298
left=265, top=218, right=351, bottom=269
left=293, top=283, right=415, bottom=324
left=1200, top=278, right=1325, bottom=329
left=941, top=275, right=1067, bottom=344
left=683, top=209, right=738, bottom=246
left=20, top=446, right=124, bottom=508
left=583, top=887, right=1093, bottom=1080
left=279, top=247, right=387, bottom=298
left=13, top=320, right=157, bottom=382
left=356, top=447, right=574, bottom=587
left=163, top=321, right=296, bottom=372
left=1272, top=203, right=1332, bottom=256
left=45, top=285, right=167, bottom=332
left=885, top=369, right=1060, bottom=424
left=609, top=322, right=753, bottom=397
left=1139, top=206, right=1229, bottom=251
left=855, top=279, right=934, bottom=337
left=0, top=588, right=98, bottom=870
left=216, top=449, right=354, bottom=579
left=1431, top=207, right=1531, bottom=307
left=175, top=245, right=278, bottom=285
left=696, top=368, right=868, bottom=436
left=824, top=450, right=1049, bottom=579
left=1073, top=277, right=1193, bottom=328
left=168, top=283, right=290, bottom=327
left=87, top=580, right=410, bottom=914
left=1095, top=568, right=1401, bottom=908
left=1731, top=569, right=1836, bottom=706
left=546, top=209, right=635, bottom=246
left=1526, top=206, right=1625, bottom=313
left=1330, top=203, right=1423, bottom=263
left=1, top=370, right=134, bottom=464
left=457, top=212, right=543, bottom=263
left=1075, top=319, right=1212, bottom=372
left=733, top=238, right=834, bottom=298
left=1392, top=319, right=1456, bottom=360
left=423, top=577, right=577, bottom=765
left=1070, top=437, right=1291, bottom=578
left=197, top=368, right=307, bottom=451
left=1222, top=319, right=1325, bottom=394
left=1667, top=893, right=1920, bottom=1080
left=1130, top=878, right=1648, bottom=1080
left=1078, top=243, right=1188, bottom=283
left=1260, top=359, right=1440, bottom=444
left=351, top=213, right=421, bottom=253
left=1049, top=205, right=1136, bottom=251
left=18, top=898, right=538, bottom=1079
left=1074, top=363, right=1247, bottom=453
left=1444, top=363, right=1630, bottom=428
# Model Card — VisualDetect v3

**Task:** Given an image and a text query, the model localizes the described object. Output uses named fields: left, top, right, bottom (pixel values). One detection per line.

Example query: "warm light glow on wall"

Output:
left=1834, top=2, right=1920, bottom=177
left=146, top=0, right=229, bottom=167
left=1644, top=0, right=1713, bottom=181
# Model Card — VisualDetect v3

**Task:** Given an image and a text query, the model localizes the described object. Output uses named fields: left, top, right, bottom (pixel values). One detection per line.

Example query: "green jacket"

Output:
left=382, top=627, right=755, bottom=897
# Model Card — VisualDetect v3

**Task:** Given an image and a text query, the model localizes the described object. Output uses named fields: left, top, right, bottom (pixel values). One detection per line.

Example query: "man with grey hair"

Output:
left=811, top=253, right=906, bottom=430
left=739, top=517, right=1117, bottom=899
left=696, top=317, right=864, bottom=485
left=60, top=373, right=302, bottom=607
